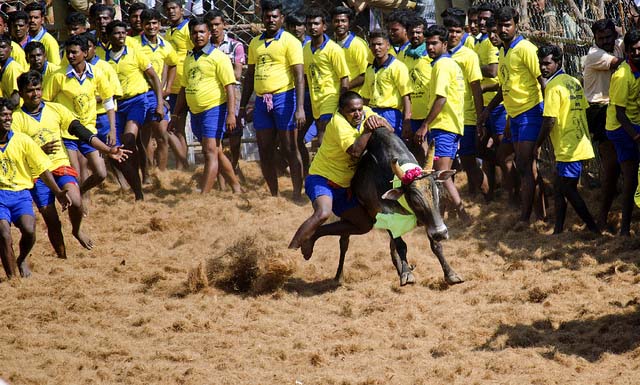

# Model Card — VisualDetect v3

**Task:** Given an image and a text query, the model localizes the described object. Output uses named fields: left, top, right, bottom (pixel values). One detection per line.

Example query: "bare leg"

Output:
left=217, top=145, right=242, bottom=193
left=81, top=151, right=107, bottom=214
left=256, top=128, right=279, bottom=196
left=435, top=155, right=470, bottom=222
left=597, top=140, right=620, bottom=228
left=116, top=122, right=144, bottom=200
left=137, top=127, right=150, bottom=184
left=289, top=195, right=332, bottom=254
left=515, top=141, right=538, bottom=222
left=278, top=129, right=303, bottom=200
left=297, top=120, right=313, bottom=177
left=38, top=205, right=67, bottom=259
left=14, top=215, right=36, bottom=278
left=619, top=159, right=638, bottom=236
left=200, top=137, right=221, bottom=194
left=0, top=220, right=17, bottom=278
left=170, top=107, right=189, bottom=170
left=461, top=154, right=488, bottom=197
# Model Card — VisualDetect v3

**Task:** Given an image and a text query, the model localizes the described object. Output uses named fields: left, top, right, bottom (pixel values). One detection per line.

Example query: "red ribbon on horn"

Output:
left=400, top=167, right=423, bottom=185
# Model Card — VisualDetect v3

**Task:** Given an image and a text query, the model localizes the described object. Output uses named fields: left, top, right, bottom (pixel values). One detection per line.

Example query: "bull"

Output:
left=335, top=127, right=464, bottom=286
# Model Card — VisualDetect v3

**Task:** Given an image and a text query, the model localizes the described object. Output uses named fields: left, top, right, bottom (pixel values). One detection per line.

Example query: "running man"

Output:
left=239, top=0, right=306, bottom=200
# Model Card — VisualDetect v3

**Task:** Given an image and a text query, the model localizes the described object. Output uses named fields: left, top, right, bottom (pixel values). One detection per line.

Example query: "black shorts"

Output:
left=586, top=103, right=608, bottom=143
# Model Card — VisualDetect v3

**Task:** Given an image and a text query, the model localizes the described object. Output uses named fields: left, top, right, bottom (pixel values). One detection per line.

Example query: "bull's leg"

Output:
left=388, top=232, right=415, bottom=286
left=429, top=238, right=464, bottom=285
left=335, top=235, right=349, bottom=284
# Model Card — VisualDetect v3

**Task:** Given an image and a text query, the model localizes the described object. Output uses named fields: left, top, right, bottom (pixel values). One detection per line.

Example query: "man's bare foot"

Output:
left=54, top=244, right=68, bottom=259
left=301, top=238, right=315, bottom=260
left=231, top=183, right=243, bottom=194
left=73, top=231, right=94, bottom=250
left=17, top=258, right=31, bottom=278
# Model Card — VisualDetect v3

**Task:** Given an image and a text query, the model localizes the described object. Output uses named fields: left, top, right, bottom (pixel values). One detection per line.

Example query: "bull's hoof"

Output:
left=444, top=272, right=464, bottom=285
left=400, top=271, right=416, bottom=286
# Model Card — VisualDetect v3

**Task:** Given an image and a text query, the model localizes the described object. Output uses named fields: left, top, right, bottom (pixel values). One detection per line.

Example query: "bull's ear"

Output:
left=434, top=170, right=456, bottom=181
left=381, top=188, right=404, bottom=201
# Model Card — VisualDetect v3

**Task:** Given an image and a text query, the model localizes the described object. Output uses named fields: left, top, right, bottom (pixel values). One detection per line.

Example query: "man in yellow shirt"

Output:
left=331, top=6, right=371, bottom=93
left=9, top=11, right=29, bottom=52
left=25, top=41, right=59, bottom=79
left=0, top=35, right=22, bottom=107
left=173, top=18, right=241, bottom=194
left=289, top=91, right=390, bottom=260
left=444, top=15, right=488, bottom=198
left=15, top=71, right=129, bottom=259
left=239, top=0, right=306, bottom=200
left=480, top=6, right=547, bottom=223
left=535, top=45, right=599, bottom=234
left=440, top=7, right=476, bottom=49
left=24, top=2, right=60, bottom=65
left=360, top=30, right=412, bottom=138
left=414, top=25, right=470, bottom=222
left=386, top=10, right=410, bottom=60
left=0, top=97, right=70, bottom=279
left=0, top=14, right=28, bottom=71
left=605, top=30, right=640, bottom=236
left=105, top=20, right=164, bottom=201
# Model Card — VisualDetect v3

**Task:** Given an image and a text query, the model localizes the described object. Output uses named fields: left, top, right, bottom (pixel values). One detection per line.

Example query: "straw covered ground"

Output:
left=1, top=162, right=639, bottom=384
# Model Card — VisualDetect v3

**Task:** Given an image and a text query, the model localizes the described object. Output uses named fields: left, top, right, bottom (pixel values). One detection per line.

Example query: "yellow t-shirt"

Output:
left=105, top=45, right=151, bottom=99
left=0, top=58, right=23, bottom=99
left=401, top=51, right=432, bottom=120
left=181, top=44, right=236, bottom=114
left=0, top=131, right=52, bottom=191
left=606, top=61, right=640, bottom=130
left=34, top=30, right=61, bottom=65
left=10, top=42, right=28, bottom=71
left=309, top=106, right=377, bottom=187
left=428, top=55, right=465, bottom=135
left=11, top=102, right=77, bottom=172
left=475, top=35, right=500, bottom=106
left=164, top=18, right=193, bottom=94
left=336, top=32, right=372, bottom=94
left=543, top=72, right=594, bottom=162
left=133, top=34, right=179, bottom=85
left=360, top=56, right=412, bottom=110
left=388, top=41, right=410, bottom=61
left=40, top=61, right=60, bottom=80
left=248, top=29, right=304, bottom=96
left=498, top=36, right=543, bottom=118
left=462, top=33, right=476, bottom=50
left=94, top=35, right=141, bottom=62
left=42, top=63, right=113, bottom=135
left=88, top=55, right=123, bottom=115
left=451, top=44, right=483, bottom=125
left=303, top=35, right=350, bottom=119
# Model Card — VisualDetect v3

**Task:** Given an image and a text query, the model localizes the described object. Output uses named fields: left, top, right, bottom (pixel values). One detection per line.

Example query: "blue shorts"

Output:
left=488, top=104, right=507, bottom=137
left=304, top=174, right=359, bottom=217
left=95, top=112, right=111, bottom=144
left=304, top=121, right=317, bottom=143
left=0, top=190, right=34, bottom=224
left=411, top=119, right=424, bottom=133
left=556, top=161, right=582, bottom=179
left=458, top=125, right=477, bottom=156
left=145, top=90, right=170, bottom=123
left=254, top=89, right=297, bottom=131
left=606, top=125, right=640, bottom=163
left=372, top=107, right=402, bottom=137
left=63, top=138, right=97, bottom=155
left=510, top=102, right=543, bottom=143
left=428, top=129, right=461, bottom=159
left=191, top=103, right=227, bottom=142
left=117, top=93, right=149, bottom=137
left=30, top=173, right=78, bottom=209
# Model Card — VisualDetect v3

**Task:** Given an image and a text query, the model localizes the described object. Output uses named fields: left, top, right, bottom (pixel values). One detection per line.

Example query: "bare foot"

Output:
left=301, top=238, right=315, bottom=260
left=231, top=183, right=244, bottom=194
left=17, top=258, right=31, bottom=278
left=54, top=243, right=67, bottom=259
left=73, top=231, right=94, bottom=250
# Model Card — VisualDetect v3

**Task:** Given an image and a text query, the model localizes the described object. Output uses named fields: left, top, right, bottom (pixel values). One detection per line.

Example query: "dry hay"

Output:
left=185, top=235, right=297, bottom=295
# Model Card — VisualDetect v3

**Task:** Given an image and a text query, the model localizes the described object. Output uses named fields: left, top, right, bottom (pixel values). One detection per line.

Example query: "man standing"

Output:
left=239, top=0, right=305, bottom=200
left=386, top=10, right=411, bottom=60
left=331, top=6, right=371, bottom=93
left=128, top=2, right=148, bottom=37
left=24, top=2, right=60, bottom=65
left=481, top=6, right=546, bottom=223
left=0, top=35, right=23, bottom=107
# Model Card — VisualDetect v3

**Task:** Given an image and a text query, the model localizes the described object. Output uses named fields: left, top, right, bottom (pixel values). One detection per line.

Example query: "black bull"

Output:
left=335, top=127, right=464, bottom=286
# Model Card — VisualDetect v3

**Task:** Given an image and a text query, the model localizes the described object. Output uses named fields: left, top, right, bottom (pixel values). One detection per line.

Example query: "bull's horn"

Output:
left=391, top=158, right=405, bottom=180
left=424, top=140, right=435, bottom=171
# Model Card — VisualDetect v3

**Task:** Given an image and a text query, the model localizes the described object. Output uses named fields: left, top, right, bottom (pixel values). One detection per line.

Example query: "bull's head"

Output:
left=381, top=144, right=455, bottom=241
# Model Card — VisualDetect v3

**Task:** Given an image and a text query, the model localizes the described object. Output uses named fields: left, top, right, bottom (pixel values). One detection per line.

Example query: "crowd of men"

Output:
left=0, top=0, right=638, bottom=278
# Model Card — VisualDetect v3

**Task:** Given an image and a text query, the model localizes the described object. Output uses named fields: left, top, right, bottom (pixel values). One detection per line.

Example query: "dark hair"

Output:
left=9, top=10, right=28, bottom=24
left=443, top=16, right=464, bottom=29
left=128, top=2, right=148, bottom=16
left=0, top=97, right=14, bottom=112
left=537, top=44, right=563, bottom=66
left=162, top=0, right=183, bottom=8
left=485, top=16, right=496, bottom=29
left=405, top=15, right=427, bottom=32
left=386, top=9, right=410, bottom=29
left=0, top=34, right=11, bottom=45
left=424, top=24, right=448, bottom=43
left=80, top=31, right=97, bottom=46
left=188, top=17, right=209, bottom=31
left=305, top=8, right=327, bottom=24
left=369, top=29, right=389, bottom=41
left=495, top=6, right=519, bottom=24
left=24, top=41, right=45, bottom=55
left=440, top=7, right=465, bottom=27
left=203, top=9, right=225, bottom=23
left=17, top=70, right=42, bottom=90
left=94, top=4, right=115, bottom=18
left=624, top=30, right=640, bottom=53
left=591, top=19, right=616, bottom=35
left=285, top=12, right=305, bottom=26
left=141, top=8, right=162, bottom=23
left=261, top=0, right=283, bottom=13
left=467, top=6, right=479, bottom=16
left=330, top=6, right=353, bottom=22
left=338, top=91, right=363, bottom=109
left=65, top=12, right=87, bottom=27
left=477, top=2, right=496, bottom=15
left=24, top=1, right=44, bottom=14
left=106, top=20, right=127, bottom=36
left=66, top=34, right=88, bottom=52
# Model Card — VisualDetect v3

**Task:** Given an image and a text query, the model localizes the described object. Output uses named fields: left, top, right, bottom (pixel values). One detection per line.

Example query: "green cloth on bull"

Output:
left=374, top=162, right=419, bottom=238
